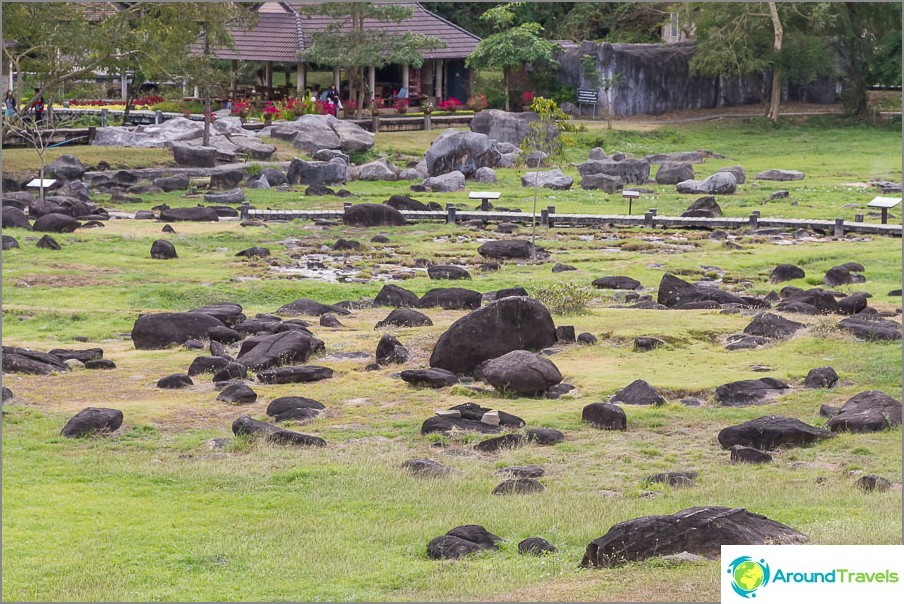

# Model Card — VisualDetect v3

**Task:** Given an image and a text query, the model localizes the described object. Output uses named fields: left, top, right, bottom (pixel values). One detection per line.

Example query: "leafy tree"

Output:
left=601, top=73, right=625, bottom=130
left=5, top=113, right=75, bottom=203
left=552, top=2, right=670, bottom=43
left=688, top=2, right=832, bottom=124
left=466, top=3, right=559, bottom=112
left=299, top=2, right=443, bottom=119
left=518, top=96, right=577, bottom=255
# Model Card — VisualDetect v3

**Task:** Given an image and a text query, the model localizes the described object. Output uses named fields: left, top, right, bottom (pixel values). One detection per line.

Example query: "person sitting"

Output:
left=396, top=86, right=409, bottom=100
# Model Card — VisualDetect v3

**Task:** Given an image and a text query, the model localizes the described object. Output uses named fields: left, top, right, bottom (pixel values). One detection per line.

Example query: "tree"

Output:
left=517, top=96, right=577, bottom=256
left=465, top=3, right=559, bottom=112
left=5, top=113, right=74, bottom=203
left=601, top=73, right=625, bottom=130
left=299, top=2, right=443, bottom=119
left=688, top=2, right=832, bottom=124
left=552, top=2, right=670, bottom=43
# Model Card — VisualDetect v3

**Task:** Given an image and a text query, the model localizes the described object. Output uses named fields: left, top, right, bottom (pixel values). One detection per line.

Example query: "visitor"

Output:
left=32, top=91, right=45, bottom=124
left=4, top=90, right=15, bottom=120
left=326, top=84, right=340, bottom=108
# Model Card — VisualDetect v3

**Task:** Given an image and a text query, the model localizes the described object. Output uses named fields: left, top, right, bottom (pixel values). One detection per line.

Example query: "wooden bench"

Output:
left=469, top=190, right=501, bottom=211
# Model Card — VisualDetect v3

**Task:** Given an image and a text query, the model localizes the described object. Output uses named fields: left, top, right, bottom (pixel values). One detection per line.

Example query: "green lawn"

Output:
left=2, top=114, right=902, bottom=602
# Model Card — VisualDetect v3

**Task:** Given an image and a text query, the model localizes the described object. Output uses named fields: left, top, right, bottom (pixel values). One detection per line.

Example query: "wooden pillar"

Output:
left=423, top=60, right=434, bottom=99
left=121, top=71, right=128, bottom=100
left=443, top=60, right=449, bottom=99
left=402, top=64, right=410, bottom=90
left=296, top=63, right=305, bottom=95
left=434, top=59, right=443, bottom=99
left=193, top=84, right=199, bottom=98
left=333, top=67, right=340, bottom=89
left=265, top=61, right=273, bottom=88
left=368, top=66, right=376, bottom=101
left=231, top=60, right=238, bottom=100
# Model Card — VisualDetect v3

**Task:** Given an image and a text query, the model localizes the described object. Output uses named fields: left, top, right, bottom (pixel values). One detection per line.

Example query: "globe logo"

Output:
left=727, top=556, right=771, bottom=598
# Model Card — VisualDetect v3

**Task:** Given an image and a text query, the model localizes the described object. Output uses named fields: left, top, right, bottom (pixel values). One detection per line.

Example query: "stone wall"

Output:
left=558, top=41, right=841, bottom=117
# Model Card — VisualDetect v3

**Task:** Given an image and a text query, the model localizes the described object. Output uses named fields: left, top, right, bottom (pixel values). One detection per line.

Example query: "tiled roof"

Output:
left=200, top=2, right=480, bottom=63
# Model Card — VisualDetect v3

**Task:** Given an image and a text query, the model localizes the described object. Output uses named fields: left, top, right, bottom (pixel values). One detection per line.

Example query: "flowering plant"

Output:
left=437, top=97, right=462, bottom=113
left=231, top=100, right=251, bottom=118
left=421, top=99, right=434, bottom=114
left=393, top=97, right=409, bottom=113
left=520, top=91, right=535, bottom=107
left=261, top=102, right=280, bottom=120
left=467, top=94, right=488, bottom=112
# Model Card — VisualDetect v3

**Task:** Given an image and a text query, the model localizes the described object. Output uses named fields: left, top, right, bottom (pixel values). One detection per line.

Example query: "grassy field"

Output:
left=2, top=114, right=902, bottom=601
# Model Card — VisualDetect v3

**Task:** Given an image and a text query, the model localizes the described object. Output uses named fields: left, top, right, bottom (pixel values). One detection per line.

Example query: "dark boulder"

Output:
left=427, top=525, right=501, bottom=559
left=212, top=362, right=248, bottom=382
left=857, top=475, right=892, bottom=492
left=159, top=206, right=219, bottom=222
left=418, top=287, right=482, bottom=310
left=36, top=235, right=61, bottom=250
left=256, top=365, right=333, bottom=384
left=804, top=367, right=839, bottom=389
left=526, top=427, right=565, bottom=446
left=319, top=313, right=343, bottom=328
left=776, top=288, right=839, bottom=315
left=187, top=356, right=231, bottom=376
left=492, top=478, right=545, bottom=495
left=172, top=144, right=217, bottom=168
left=266, top=397, right=325, bottom=417
left=577, top=158, right=650, bottom=185
left=716, top=378, right=789, bottom=406
left=552, top=263, right=577, bottom=273
left=837, top=315, right=901, bottom=341
left=237, top=331, right=325, bottom=370
left=474, top=433, right=525, bottom=453
left=655, top=162, right=694, bottom=185
left=131, top=312, right=225, bottom=349
left=634, top=337, right=664, bottom=352
left=342, top=203, right=406, bottom=227
left=332, top=238, right=362, bottom=251
left=657, top=273, right=745, bottom=307
left=519, top=537, right=557, bottom=555
left=429, top=297, right=557, bottom=374
left=826, top=390, right=902, bottom=433
left=286, top=157, right=348, bottom=185
left=400, top=368, right=459, bottom=388
left=375, top=309, right=433, bottom=329
left=577, top=332, right=598, bottom=345
left=730, top=445, right=772, bottom=464
left=216, top=383, right=257, bottom=404
left=84, top=359, right=115, bottom=370
left=495, top=287, right=530, bottom=299
left=153, top=174, right=190, bottom=192
left=402, top=459, right=454, bottom=477
left=47, top=348, right=103, bottom=363
left=1, top=346, right=69, bottom=374
left=450, top=402, right=525, bottom=428
left=33, top=213, right=79, bottom=233
left=273, top=407, right=321, bottom=423
left=203, top=188, right=245, bottom=204
left=232, top=415, right=325, bottom=447
left=718, top=415, right=833, bottom=450
left=61, top=407, right=123, bottom=437
left=190, top=303, right=246, bottom=326
left=482, top=350, right=562, bottom=395
left=207, top=326, right=243, bottom=344
left=150, top=239, right=177, bottom=260
left=427, top=265, right=471, bottom=280
left=276, top=298, right=350, bottom=317
left=374, top=284, right=420, bottom=308
left=555, top=326, right=576, bottom=343
left=2, top=207, right=32, bottom=230
left=156, top=374, right=194, bottom=389
left=420, top=416, right=502, bottom=435
left=592, top=276, right=640, bottom=290
left=477, top=239, right=533, bottom=259
left=645, top=470, right=698, bottom=488
left=385, top=195, right=427, bottom=211
left=743, top=313, right=804, bottom=339
left=424, top=130, right=501, bottom=177
left=837, top=294, right=868, bottom=316
left=582, top=403, right=627, bottom=430
left=376, top=333, right=408, bottom=365
left=770, top=264, right=805, bottom=283
left=611, top=379, right=665, bottom=405
left=824, top=266, right=852, bottom=286
left=209, top=170, right=244, bottom=190
left=580, top=506, right=807, bottom=567
left=47, top=154, right=87, bottom=181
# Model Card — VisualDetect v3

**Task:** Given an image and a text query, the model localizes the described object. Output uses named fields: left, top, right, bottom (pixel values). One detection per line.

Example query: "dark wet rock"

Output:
left=837, top=294, right=868, bottom=316
left=500, top=465, right=545, bottom=478
left=236, top=331, right=325, bottom=370
left=232, top=415, right=325, bottom=447
left=266, top=397, right=325, bottom=419
left=493, top=477, right=545, bottom=495
left=475, top=433, right=525, bottom=453
left=428, top=265, right=471, bottom=280
left=837, top=315, right=901, bottom=341
left=385, top=195, right=428, bottom=211
left=593, top=276, right=640, bottom=290
left=427, top=525, right=501, bottom=559
left=190, top=303, right=245, bottom=327
left=156, top=374, right=193, bottom=389
left=775, top=288, right=839, bottom=315
left=2, top=386, right=13, bottom=401
left=159, top=206, right=219, bottom=222
left=47, top=348, right=103, bottom=363
left=150, top=239, right=177, bottom=260
left=47, top=154, right=87, bottom=181
left=305, top=184, right=336, bottom=196
left=317, top=313, right=343, bottom=328
left=477, top=239, right=534, bottom=259
left=400, top=368, right=459, bottom=388
left=482, top=350, right=562, bottom=395
left=582, top=402, right=627, bottom=430
left=131, top=312, right=225, bottom=349
left=343, top=203, right=406, bottom=227
left=418, top=287, right=482, bottom=311
left=580, top=506, right=807, bottom=567
left=804, top=367, right=839, bottom=389
left=273, top=407, right=321, bottom=423
left=61, top=407, right=123, bottom=437
left=402, top=459, right=455, bottom=477
left=519, top=537, right=557, bottom=555
left=555, top=326, right=576, bottom=343
left=420, top=416, right=502, bottom=435
left=33, top=213, right=80, bottom=233
left=730, top=445, right=772, bottom=464
left=826, top=390, right=902, bottom=433
left=276, top=298, right=350, bottom=317
left=824, top=266, right=852, bottom=287
left=430, top=297, right=557, bottom=374
left=183, top=339, right=205, bottom=350
left=2, top=207, right=32, bottom=230
left=375, top=309, right=433, bottom=329
left=84, top=359, right=115, bottom=370
left=216, top=383, right=257, bottom=404
left=376, top=333, right=408, bottom=366
left=577, top=332, right=598, bottom=345
left=153, top=174, right=190, bottom=192
left=236, top=246, right=270, bottom=258
left=208, top=170, right=244, bottom=190
left=552, top=263, right=577, bottom=273
left=332, top=238, right=362, bottom=251
left=36, top=234, right=61, bottom=250
left=770, top=264, right=805, bottom=283
left=718, top=415, right=833, bottom=450
left=134, top=210, right=156, bottom=220
left=256, top=365, right=334, bottom=384
left=374, top=284, right=420, bottom=308
left=188, top=356, right=231, bottom=376
left=743, top=313, right=804, bottom=339
left=857, top=475, right=892, bottom=492
left=819, top=404, right=840, bottom=418
left=526, top=427, right=565, bottom=446
left=645, top=470, right=698, bottom=488
left=495, top=287, right=530, bottom=300
left=657, top=273, right=745, bottom=308
left=634, top=337, right=664, bottom=352
left=611, top=379, right=665, bottom=406
left=716, top=378, right=789, bottom=406
left=212, top=362, right=248, bottom=382
left=1, top=346, right=69, bottom=374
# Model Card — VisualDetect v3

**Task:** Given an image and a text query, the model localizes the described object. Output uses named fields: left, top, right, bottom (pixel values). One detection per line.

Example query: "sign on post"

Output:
left=867, top=196, right=902, bottom=225
left=577, top=88, right=599, bottom=118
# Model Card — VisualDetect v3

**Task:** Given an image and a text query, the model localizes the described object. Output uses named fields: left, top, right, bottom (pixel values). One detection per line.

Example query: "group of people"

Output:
left=4, top=89, right=45, bottom=123
left=308, top=84, right=341, bottom=115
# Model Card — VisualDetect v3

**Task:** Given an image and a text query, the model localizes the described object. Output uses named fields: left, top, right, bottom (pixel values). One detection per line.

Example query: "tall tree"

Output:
left=465, top=3, right=559, bottom=112
left=299, top=2, right=442, bottom=119
left=688, top=2, right=832, bottom=124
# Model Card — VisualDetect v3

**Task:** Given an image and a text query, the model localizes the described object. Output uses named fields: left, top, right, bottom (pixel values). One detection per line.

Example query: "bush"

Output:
left=534, top=281, right=595, bottom=315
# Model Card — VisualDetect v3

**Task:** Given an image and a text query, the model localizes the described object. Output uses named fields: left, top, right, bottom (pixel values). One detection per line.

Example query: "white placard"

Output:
left=26, top=178, right=57, bottom=188
left=867, top=196, right=902, bottom=208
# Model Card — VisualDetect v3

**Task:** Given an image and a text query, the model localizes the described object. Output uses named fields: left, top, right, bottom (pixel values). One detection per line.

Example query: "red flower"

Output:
left=437, top=97, right=462, bottom=112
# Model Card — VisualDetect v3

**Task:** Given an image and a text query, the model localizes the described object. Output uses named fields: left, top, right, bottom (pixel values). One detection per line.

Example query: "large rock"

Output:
left=804, top=367, right=839, bottom=389
left=236, top=331, right=325, bottom=370
left=482, top=350, right=562, bottom=395
left=384, top=195, right=427, bottom=211
left=611, top=379, right=665, bottom=405
left=203, top=188, right=245, bottom=204
left=592, top=276, right=640, bottom=290
left=32, top=213, right=79, bottom=233
left=743, top=313, right=804, bottom=339
left=681, top=195, right=723, bottom=218
left=60, top=407, right=123, bottom=437
left=400, top=368, right=459, bottom=388
left=275, top=114, right=372, bottom=153
left=427, top=265, right=471, bottom=280
left=2, top=207, right=32, bottom=230
left=208, top=169, right=244, bottom=190
left=644, top=151, right=704, bottom=164
left=718, top=165, right=747, bottom=183
left=131, top=312, right=224, bottom=349
left=427, top=525, right=501, bottom=560
left=376, top=309, right=433, bottom=328
left=424, top=130, right=501, bottom=177
left=46, top=155, right=87, bottom=181
left=423, top=170, right=466, bottom=192
left=657, top=273, right=745, bottom=307
left=582, top=402, right=627, bottom=430
left=477, top=239, right=533, bottom=259
left=655, top=162, right=694, bottom=184
left=1, top=346, right=70, bottom=374
left=2, top=235, right=20, bottom=249
left=232, top=415, right=325, bottom=447
left=838, top=315, right=901, bottom=341
left=429, top=296, right=557, bottom=374
left=420, top=416, right=502, bottom=435
left=716, top=378, right=789, bottom=406
left=276, top=298, right=349, bottom=317
left=287, top=158, right=349, bottom=185
left=718, top=416, right=833, bottom=450
left=342, top=203, right=406, bottom=227
left=172, top=143, right=218, bottom=168
left=577, top=158, right=650, bottom=185
left=756, top=169, right=805, bottom=181
left=190, top=303, right=245, bottom=327
left=374, top=284, right=420, bottom=308
left=150, top=239, right=177, bottom=260
left=256, top=365, right=333, bottom=384
left=266, top=396, right=325, bottom=417
left=676, top=172, right=737, bottom=194
left=837, top=294, right=868, bottom=316
left=826, top=390, right=902, bottom=433
left=824, top=266, right=852, bottom=287
left=580, top=506, right=807, bottom=568
left=159, top=207, right=219, bottom=222
left=357, top=159, right=398, bottom=181
left=470, top=109, right=539, bottom=145
left=770, top=264, right=805, bottom=283
left=520, top=169, right=573, bottom=190
left=153, top=174, right=190, bottom=192
left=581, top=172, right=621, bottom=192
left=418, top=287, right=482, bottom=310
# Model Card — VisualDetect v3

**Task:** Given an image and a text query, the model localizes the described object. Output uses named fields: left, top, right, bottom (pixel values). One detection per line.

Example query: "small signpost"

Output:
left=867, top=196, right=901, bottom=224
left=577, top=88, right=599, bottom=118
left=26, top=178, right=57, bottom=198
left=622, top=189, right=640, bottom=214
left=469, top=190, right=501, bottom=212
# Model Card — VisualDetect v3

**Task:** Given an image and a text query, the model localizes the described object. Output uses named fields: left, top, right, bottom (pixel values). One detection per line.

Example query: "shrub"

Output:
left=437, top=97, right=462, bottom=113
left=520, top=91, right=536, bottom=107
left=467, top=95, right=489, bottom=112
left=533, top=281, right=594, bottom=315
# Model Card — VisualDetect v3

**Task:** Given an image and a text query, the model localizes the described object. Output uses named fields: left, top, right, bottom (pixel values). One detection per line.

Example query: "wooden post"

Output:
left=154, top=110, right=162, bottom=125
left=446, top=203, right=457, bottom=224
left=333, top=67, right=340, bottom=90
left=434, top=59, right=443, bottom=99
left=834, top=218, right=845, bottom=237
left=749, top=212, right=759, bottom=230
left=240, top=201, right=250, bottom=220
left=402, top=64, right=410, bottom=90
left=547, top=206, right=555, bottom=228
left=368, top=66, right=376, bottom=101
left=881, top=207, right=889, bottom=224
left=649, top=208, right=657, bottom=216
left=296, top=63, right=305, bottom=95
left=480, top=197, right=489, bottom=211
left=101, top=108, right=108, bottom=126
left=541, top=209, right=549, bottom=227
left=371, top=115, right=380, bottom=133
left=644, top=211, right=654, bottom=228
left=855, top=214, right=864, bottom=222
left=424, top=114, right=431, bottom=131
left=343, top=202, right=352, bottom=212
left=265, top=61, right=273, bottom=89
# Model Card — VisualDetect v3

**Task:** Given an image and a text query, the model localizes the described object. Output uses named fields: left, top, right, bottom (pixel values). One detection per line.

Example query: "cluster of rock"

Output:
left=3, top=345, right=113, bottom=374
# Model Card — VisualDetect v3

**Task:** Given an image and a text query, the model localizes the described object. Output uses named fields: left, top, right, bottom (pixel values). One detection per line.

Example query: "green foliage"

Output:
left=466, top=22, right=558, bottom=73
left=533, top=281, right=595, bottom=315
left=518, top=96, right=578, bottom=166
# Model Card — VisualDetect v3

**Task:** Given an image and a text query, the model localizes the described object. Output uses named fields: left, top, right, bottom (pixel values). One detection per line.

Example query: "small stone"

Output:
left=481, top=410, right=500, bottom=425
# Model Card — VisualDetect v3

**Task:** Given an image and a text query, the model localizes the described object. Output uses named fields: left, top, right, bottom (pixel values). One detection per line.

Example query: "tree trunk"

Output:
left=121, top=78, right=134, bottom=126
left=38, top=158, right=46, bottom=203
left=767, top=2, right=783, bottom=124
left=203, top=87, right=211, bottom=147
left=504, top=68, right=510, bottom=112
